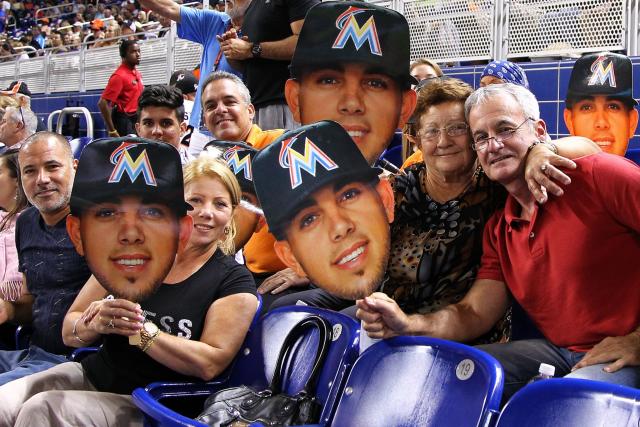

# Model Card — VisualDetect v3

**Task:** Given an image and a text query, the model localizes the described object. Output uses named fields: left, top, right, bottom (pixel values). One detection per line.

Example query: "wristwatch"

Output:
left=251, top=42, right=262, bottom=58
left=138, top=321, right=160, bottom=352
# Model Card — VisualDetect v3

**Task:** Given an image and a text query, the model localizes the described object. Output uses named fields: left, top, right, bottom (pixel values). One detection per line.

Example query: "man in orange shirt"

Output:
left=199, top=71, right=290, bottom=292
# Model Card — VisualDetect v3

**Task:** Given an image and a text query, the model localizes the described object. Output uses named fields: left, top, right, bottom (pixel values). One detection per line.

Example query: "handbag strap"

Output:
left=269, top=315, right=332, bottom=396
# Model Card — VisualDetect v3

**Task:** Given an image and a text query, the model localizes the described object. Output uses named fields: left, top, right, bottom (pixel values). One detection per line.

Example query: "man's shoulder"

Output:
left=16, top=206, right=41, bottom=229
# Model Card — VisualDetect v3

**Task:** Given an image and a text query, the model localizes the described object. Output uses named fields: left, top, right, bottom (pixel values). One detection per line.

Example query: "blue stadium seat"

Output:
left=131, top=306, right=360, bottom=427
left=625, top=148, right=640, bottom=165
left=495, top=378, right=640, bottom=427
left=378, top=131, right=404, bottom=168
left=69, top=137, right=93, bottom=160
left=321, top=336, right=504, bottom=427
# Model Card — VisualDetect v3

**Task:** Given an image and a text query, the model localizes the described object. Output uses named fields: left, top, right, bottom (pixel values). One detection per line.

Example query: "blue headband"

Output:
left=481, top=60, right=529, bottom=89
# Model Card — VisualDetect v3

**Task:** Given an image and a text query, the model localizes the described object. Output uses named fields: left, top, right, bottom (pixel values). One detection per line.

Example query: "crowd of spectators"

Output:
left=0, top=0, right=176, bottom=61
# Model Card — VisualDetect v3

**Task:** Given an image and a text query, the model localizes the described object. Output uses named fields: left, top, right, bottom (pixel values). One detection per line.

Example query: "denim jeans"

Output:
left=476, top=339, right=640, bottom=405
left=0, top=345, right=67, bottom=386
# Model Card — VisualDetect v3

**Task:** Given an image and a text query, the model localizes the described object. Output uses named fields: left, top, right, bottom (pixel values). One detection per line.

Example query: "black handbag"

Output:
left=196, top=315, right=332, bottom=427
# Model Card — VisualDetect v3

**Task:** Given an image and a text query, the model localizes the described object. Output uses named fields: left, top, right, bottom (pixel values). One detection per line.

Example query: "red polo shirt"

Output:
left=101, top=63, right=143, bottom=114
left=477, top=153, right=640, bottom=352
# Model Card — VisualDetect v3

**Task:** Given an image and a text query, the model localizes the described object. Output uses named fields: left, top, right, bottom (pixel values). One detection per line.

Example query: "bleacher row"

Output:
left=15, top=304, right=640, bottom=426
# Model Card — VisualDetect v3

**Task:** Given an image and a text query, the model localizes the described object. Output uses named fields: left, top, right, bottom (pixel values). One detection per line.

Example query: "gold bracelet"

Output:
left=72, top=317, right=87, bottom=344
left=141, top=332, right=160, bottom=353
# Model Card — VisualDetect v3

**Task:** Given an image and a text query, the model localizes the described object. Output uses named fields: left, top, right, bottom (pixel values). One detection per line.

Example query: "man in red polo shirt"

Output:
left=97, top=40, right=143, bottom=137
left=357, top=82, right=640, bottom=402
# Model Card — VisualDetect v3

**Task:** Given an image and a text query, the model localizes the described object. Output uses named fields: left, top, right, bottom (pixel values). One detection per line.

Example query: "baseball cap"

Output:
left=1, top=81, right=32, bottom=98
left=70, top=137, right=192, bottom=216
left=90, top=19, right=104, bottom=31
left=566, top=52, right=637, bottom=107
left=203, top=140, right=258, bottom=195
left=252, top=120, right=379, bottom=237
left=289, top=1, right=416, bottom=88
left=170, top=70, right=199, bottom=96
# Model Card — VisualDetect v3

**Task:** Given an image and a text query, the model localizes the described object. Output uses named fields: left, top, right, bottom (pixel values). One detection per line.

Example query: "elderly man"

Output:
left=357, top=83, right=640, bottom=401
left=563, top=52, right=639, bottom=156
left=0, top=106, right=37, bottom=148
left=0, top=132, right=91, bottom=386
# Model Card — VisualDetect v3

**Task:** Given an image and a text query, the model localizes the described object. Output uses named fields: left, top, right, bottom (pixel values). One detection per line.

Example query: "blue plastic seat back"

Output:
left=330, top=336, right=504, bottom=427
left=132, top=306, right=360, bottom=427
left=69, top=137, right=93, bottom=160
left=496, top=377, right=640, bottom=427
left=625, top=148, right=640, bottom=165
left=378, top=131, right=404, bottom=168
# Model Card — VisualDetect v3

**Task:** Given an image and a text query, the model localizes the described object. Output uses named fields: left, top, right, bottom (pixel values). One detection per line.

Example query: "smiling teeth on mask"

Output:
left=338, top=246, right=365, bottom=265
left=116, top=259, right=145, bottom=266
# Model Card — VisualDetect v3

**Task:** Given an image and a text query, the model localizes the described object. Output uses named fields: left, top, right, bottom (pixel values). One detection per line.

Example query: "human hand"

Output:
left=525, top=143, right=576, bottom=204
left=220, top=36, right=252, bottom=61
left=83, top=298, right=144, bottom=336
left=258, top=268, right=310, bottom=295
left=355, top=292, right=410, bottom=339
left=216, top=28, right=239, bottom=42
left=572, top=332, right=640, bottom=373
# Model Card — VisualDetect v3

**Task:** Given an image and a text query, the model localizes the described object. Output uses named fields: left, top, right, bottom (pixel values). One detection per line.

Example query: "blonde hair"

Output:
left=183, top=154, right=242, bottom=255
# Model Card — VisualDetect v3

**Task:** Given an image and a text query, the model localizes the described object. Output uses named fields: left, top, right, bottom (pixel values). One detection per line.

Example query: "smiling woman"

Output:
left=380, top=77, right=510, bottom=344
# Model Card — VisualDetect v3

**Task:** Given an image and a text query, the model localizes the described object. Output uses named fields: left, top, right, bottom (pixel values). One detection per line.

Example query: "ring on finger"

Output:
left=107, top=318, right=115, bottom=329
left=540, top=163, right=548, bottom=173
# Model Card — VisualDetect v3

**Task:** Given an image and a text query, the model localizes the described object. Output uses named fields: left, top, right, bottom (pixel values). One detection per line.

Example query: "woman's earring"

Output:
left=223, top=226, right=230, bottom=235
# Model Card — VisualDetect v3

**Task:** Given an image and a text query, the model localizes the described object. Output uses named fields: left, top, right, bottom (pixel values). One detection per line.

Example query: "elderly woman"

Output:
left=358, top=78, right=599, bottom=341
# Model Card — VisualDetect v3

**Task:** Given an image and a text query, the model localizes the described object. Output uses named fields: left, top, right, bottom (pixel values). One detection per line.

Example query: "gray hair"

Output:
left=464, top=83, right=540, bottom=123
left=5, top=106, right=37, bottom=135
left=200, top=71, right=251, bottom=106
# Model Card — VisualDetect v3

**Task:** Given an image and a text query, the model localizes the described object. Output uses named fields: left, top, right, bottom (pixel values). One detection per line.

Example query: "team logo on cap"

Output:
left=108, top=142, right=157, bottom=186
left=588, top=55, right=616, bottom=88
left=223, top=146, right=253, bottom=181
left=278, top=134, right=338, bottom=189
left=332, top=6, right=382, bottom=56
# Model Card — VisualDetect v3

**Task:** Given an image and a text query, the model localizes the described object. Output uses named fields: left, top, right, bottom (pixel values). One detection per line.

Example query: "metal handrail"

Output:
left=35, top=2, right=77, bottom=22
left=55, top=107, right=93, bottom=138
left=47, top=110, right=62, bottom=132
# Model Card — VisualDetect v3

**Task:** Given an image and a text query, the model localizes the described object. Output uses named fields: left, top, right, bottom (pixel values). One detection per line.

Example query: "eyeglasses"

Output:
left=417, top=122, right=469, bottom=142
left=471, top=117, right=533, bottom=151
left=18, top=106, right=24, bottom=128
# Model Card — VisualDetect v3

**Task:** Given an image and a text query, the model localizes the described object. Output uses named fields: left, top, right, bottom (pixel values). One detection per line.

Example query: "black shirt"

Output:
left=241, top=0, right=319, bottom=109
left=16, top=207, right=92, bottom=355
left=82, top=249, right=257, bottom=394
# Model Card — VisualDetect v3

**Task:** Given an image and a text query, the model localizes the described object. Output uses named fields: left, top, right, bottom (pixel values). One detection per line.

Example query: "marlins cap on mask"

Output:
left=252, top=121, right=379, bottom=238
left=566, top=52, right=637, bottom=107
left=203, top=140, right=258, bottom=195
left=289, top=1, right=416, bottom=88
left=70, top=137, right=192, bottom=216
